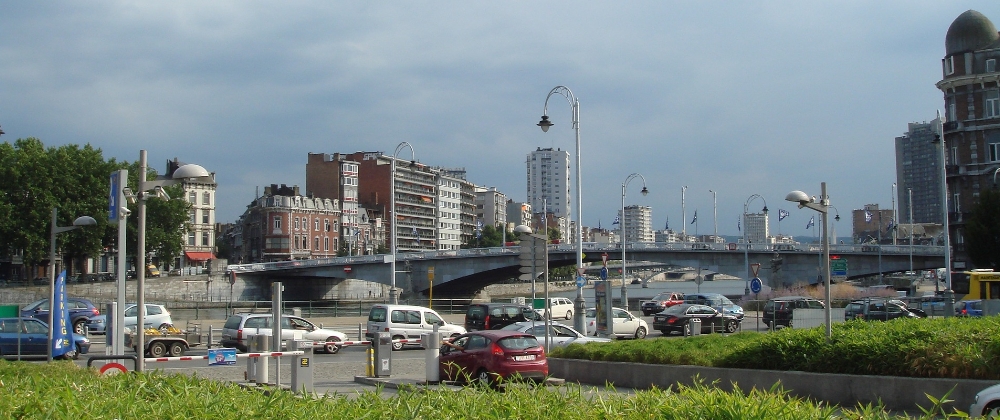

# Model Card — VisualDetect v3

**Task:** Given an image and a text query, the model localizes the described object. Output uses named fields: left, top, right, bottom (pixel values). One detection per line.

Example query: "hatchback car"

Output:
left=653, top=303, right=741, bottom=335
left=683, top=293, right=745, bottom=320
left=21, top=297, right=100, bottom=335
left=762, top=296, right=825, bottom=329
left=844, top=298, right=920, bottom=321
left=500, top=321, right=611, bottom=348
left=465, top=303, right=541, bottom=332
left=956, top=300, right=984, bottom=317
left=221, top=313, right=348, bottom=354
left=971, top=382, right=1000, bottom=418
left=641, top=292, right=685, bottom=316
left=535, top=297, right=575, bottom=320
left=85, top=303, right=173, bottom=334
left=584, top=307, right=648, bottom=339
left=0, top=317, right=90, bottom=360
left=439, top=330, right=548, bottom=386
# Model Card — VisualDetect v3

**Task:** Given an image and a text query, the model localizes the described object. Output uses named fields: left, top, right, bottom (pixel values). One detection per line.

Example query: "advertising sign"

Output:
left=594, top=281, right=608, bottom=335
left=209, top=348, right=237, bottom=366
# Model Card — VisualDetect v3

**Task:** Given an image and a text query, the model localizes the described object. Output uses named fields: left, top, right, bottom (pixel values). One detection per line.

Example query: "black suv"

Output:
left=762, top=296, right=824, bottom=328
left=845, top=298, right=920, bottom=321
left=465, top=302, right=541, bottom=331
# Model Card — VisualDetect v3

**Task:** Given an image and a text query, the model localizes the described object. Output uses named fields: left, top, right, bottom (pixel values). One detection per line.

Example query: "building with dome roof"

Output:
left=936, top=10, right=1000, bottom=270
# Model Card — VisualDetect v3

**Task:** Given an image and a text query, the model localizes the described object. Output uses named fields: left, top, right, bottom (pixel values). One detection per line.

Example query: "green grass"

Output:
left=551, top=316, right=1000, bottom=379
left=0, top=361, right=968, bottom=419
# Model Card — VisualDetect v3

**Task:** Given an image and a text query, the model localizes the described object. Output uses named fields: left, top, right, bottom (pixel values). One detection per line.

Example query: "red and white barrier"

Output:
left=145, top=351, right=304, bottom=363
left=320, top=338, right=422, bottom=347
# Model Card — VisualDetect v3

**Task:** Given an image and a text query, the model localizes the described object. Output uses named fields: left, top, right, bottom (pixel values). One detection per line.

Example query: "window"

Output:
left=948, top=100, right=957, bottom=122
left=324, top=219, right=330, bottom=232
left=986, top=90, right=1000, bottom=118
left=202, top=232, right=209, bottom=246
left=188, top=232, right=196, bottom=246
left=944, top=56, right=954, bottom=75
left=202, top=210, right=209, bottom=224
left=190, top=210, right=196, bottom=224
left=990, top=143, right=1000, bottom=162
left=314, top=237, right=319, bottom=250
left=273, top=216, right=282, bottom=230
left=989, top=59, right=997, bottom=73
left=202, top=192, right=211, bottom=205
left=314, top=218, right=320, bottom=231
left=189, top=192, right=197, bottom=203
left=294, top=217, right=300, bottom=231
left=324, top=237, right=329, bottom=251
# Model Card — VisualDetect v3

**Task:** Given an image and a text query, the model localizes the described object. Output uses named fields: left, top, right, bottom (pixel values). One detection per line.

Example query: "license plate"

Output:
left=513, top=355, right=535, bottom=361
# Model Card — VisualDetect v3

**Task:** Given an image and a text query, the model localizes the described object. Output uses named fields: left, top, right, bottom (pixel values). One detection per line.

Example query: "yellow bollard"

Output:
left=366, top=347, right=374, bottom=377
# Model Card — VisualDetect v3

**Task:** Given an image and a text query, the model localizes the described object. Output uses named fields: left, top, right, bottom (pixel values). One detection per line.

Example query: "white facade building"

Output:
left=526, top=147, right=571, bottom=220
left=437, top=174, right=464, bottom=250
left=619, top=205, right=654, bottom=243
left=743, top=212, right=770, bottom=246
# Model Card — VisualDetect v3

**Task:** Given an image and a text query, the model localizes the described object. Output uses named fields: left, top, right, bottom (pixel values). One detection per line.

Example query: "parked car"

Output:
left=683, top=293, right=745, bottom=320
left=584, top=307, right=648, bottom=339
left=641, top=291, right=685, bottom=316
left=465, top=302, right=541, bottom=332
left=21, top=297, right=100, bottom=335
left=0, top=317, right=90, bottom=360
left=956, top=300, right=984, bottom=317
left=368, top=304, right=466, bottom=350
left=534, top=297, right=575, bottom=320
left=146, top=264, right=161, bottom=277
left=653, top=303, right=742, bottom=335
left=844, top=298, right=921, bottom=321
left=500, top=321, right=611, bottom=347
left=221, top=313, right=348, bottom=354
left=85, top=303, right=174, bottom=335
left=762, top=296, right=825, bottom=329
left=439, top=330, right=548, bottom=386
left=970, top=382, right=1000, bottom=418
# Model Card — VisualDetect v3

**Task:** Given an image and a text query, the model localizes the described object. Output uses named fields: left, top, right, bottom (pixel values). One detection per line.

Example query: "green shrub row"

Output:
left=551, top=317, right=1000, bottom=379
left=0, top=362, right=962, bottom=419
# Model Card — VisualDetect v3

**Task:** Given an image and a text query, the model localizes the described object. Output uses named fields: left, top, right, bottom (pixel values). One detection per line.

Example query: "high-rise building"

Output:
left=936, top=10, right=1000, bottom=269
left=895, top=119, right=944, bottom=224
left=619, top=205, right=653, bottom=243
left=475, top=186, right=508, bottom=230
left=437, top=173, right=464, bottom=250
left=305, top=153, right=362, bottom=253
left=743, top=213, right=769, bottom=246
left=526, top=147, right=571, bottom=220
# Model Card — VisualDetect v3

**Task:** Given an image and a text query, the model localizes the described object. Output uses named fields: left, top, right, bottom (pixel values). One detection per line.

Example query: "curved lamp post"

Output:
left=538, top=86, right=586, bottom=333
left=135, top=150, right=210, bottom=371
left=620, top=173, right=648, bottom=314
left=47, top=210, right=96, bottom=362
left=786, top=183, right=832, bottom=340
left=742, top=194, right=768, bottom=295
left=390, top=142, right=416, bottom=305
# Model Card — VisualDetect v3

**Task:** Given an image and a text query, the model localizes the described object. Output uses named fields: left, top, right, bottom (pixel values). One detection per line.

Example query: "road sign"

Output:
left=600, top=267, right=608, bottom=280
left=831, top=257, right=848, bottom=281
left=577, top=267, right=587, bottom=276
left=602, top=253, right=608, bottom=266
left=576, top=276, right=586, bottom=287
left=428, top=266, right=435, bottom=281
left=750, top=263, right=761, bottom=278
left=750, top=277, right=762, bottom=293
left=100, top=362, right=127, bottom=375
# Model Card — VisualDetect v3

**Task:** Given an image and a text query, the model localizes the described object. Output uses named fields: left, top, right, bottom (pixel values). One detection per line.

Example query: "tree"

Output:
left=462, top=224, right=504, bottom=249
left=547, top=226, right=561, bottom=242
left=966, top=188, right=1000, bottom=270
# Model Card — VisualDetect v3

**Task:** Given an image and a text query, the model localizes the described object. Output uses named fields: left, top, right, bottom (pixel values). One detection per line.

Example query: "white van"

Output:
left=365, top=304, right=466, bottom=350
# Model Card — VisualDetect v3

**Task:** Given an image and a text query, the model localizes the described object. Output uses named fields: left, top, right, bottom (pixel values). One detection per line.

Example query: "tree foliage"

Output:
left=966, top=188, right=1000, bottom=270
left=462, top=224, right=505, bottom=249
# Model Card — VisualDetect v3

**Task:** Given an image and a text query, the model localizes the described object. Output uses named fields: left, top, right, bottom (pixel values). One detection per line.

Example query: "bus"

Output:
left=952, top=269, right=1000, bottom=300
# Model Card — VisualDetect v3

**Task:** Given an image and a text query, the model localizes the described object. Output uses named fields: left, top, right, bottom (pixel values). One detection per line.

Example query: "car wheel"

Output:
left=787, top=319, right=794, bottom=329
left=324, top=337, right=341, bottom=354
left=565, top=310, right=573, bottom=320
left=168, top=342, right=185, bottom=357
left=149, top=342, right=167, bottom=358
left=476, top=369, right=495, bottom=388
left=725, top=320, right=738, bottom=333
left=634, top=326, right=647, bottom=339
left=73, top=319, right=87, bottom=335
left=983, top=402, right=1000, bottom=418
left=658, top=329, right=670, bottom=336
left=391, top=335, right=405, bottom=351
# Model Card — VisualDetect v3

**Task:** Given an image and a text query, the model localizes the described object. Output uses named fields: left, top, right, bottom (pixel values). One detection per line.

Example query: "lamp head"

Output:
left=537, top=115, right=553, bottom=132
left=762, top=205, right=768, bottom=214
left=640, top=186, right=649, bottom=196
left=173, top=164, right=210, bottom=179
left=513, top=225, right=532, bottom=234
left=835, top=214, right=841, bottom=222
left=73, top=216, right=97, bottom=227
left=785, top=190, right=811, bottom=208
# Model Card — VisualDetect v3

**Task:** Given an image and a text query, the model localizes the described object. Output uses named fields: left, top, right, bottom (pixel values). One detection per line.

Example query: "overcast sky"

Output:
left=1, top=2, right=993, bottom=238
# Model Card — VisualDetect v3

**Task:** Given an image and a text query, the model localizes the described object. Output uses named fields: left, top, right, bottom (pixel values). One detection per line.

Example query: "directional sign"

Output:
left=750, top=277, right=762, bottom=293
left=576, top=276, right=586, bottom=287
left=831, top=257, right=848, bottom=281
left=600, top=266, right=608, bottom=280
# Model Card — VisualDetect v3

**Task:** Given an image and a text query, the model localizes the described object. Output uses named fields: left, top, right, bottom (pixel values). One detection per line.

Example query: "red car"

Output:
left=439, top=330, right=548, bottom=386
left=641, top=292, right=685, bottom=315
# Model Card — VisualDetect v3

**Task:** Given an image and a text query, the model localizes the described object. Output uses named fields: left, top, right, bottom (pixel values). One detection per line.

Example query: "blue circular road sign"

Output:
left=750, top=277, right=762, bottom=293
left=576, top=275, right=586, bottom=287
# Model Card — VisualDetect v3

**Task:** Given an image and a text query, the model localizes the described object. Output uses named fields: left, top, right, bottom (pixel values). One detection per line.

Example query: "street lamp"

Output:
left=47, top=209, right=96, bottom=362
left=681, top=186, right=688, bottom=239
left=620, top=173, right=648, bottom=314
left=390, top=142, right=416, bottom=305
left=786, top=183, right=832, bottom=340
left=742, top=194, right=768, bottom=295
left=135, top=150, right=209, bottom=371
left=538, top=85, right=586, bottom=333
left=891, top=183, right=897, bottom=245
left=709, top=190, right=717, bottom=242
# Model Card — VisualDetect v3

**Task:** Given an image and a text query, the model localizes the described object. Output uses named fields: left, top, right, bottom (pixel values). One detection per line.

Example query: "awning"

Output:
left=184, top=251, right=215, bottom=261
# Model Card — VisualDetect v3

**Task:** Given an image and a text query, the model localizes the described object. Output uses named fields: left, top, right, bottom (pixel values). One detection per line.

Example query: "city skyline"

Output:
left=1, top=2, right=990, bottom=237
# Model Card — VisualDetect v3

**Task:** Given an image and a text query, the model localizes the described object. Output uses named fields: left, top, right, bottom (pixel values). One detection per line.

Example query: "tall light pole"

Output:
left=621, top=173, right=648, bottom=312
left=47, top=209, right=96, bottom=362
left=681, top=186, right=688, bottom=239
left=891, top=183, right=897, bottom=245
left=786, top=183, right=832, bottom=340
left=538, top=85, right=586, bottom=333
left=742, top=194, right=767, bottom=295
left=908, top=188, right=914, bottom=276
left=709, top=189, right=717, bottom=242
left=389, top=142, right=416, bottom=305
left=135, top=150, right=209, bottom=371
left=936, top=112, right=954, bottom=313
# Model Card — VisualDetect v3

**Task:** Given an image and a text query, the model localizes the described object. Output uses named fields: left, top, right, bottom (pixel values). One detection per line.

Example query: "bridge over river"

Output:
left=227, top=243, right=944, bottom=301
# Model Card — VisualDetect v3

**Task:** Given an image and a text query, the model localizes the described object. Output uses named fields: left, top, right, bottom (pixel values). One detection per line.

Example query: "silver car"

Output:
left=85, top=303, right=173, bottom=335
left=500, top=321, right=611, bottom=347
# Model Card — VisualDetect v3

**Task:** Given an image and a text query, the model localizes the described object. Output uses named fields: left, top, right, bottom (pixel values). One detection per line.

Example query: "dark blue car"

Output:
left=956, top=300, right=984, bottom=317
left=20, top=297, right=100, bottom=335
left=0, top=317, right=91, bottom=360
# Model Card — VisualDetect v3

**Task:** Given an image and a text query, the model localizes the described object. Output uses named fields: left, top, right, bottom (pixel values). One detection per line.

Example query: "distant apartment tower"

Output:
left=936, top=10, right=1000, bottom=269
left=437, top=172, right=464, bottom=250
left=619, top=205, right=653, bottom=243
left=894, top=118, right=943, bottom=224
left=475, top=186, right=508, bottom=229
left=305, top=153, right=361, bottom=252
left=526, top=147, right=571, bottom=220
left=743, top=213, right=769, bottom=246
left=168, top=159, right=217, bottom=269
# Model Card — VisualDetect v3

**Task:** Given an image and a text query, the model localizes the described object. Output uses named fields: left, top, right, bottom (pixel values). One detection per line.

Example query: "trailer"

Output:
left=126, top=327, right=203, bottom=357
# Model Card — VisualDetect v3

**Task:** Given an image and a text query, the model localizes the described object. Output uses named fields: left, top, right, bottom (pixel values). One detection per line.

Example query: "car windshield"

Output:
left=585, top=308, right=597, bottom=317
left=497, top=335, right=540, bottom=350
left=652, top=292, right=672, bottom=300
